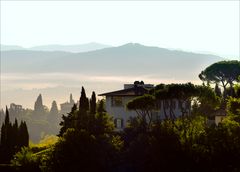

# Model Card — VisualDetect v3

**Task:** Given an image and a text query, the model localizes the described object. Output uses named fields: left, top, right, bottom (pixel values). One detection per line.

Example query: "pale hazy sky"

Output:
left=1, top=1, right=239, bottom=58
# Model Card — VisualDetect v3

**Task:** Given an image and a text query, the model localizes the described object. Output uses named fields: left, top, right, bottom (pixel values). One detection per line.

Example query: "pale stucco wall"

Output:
left=106, top=96, right=137, bottom=128
left=105, top=96, right=189, bottom=128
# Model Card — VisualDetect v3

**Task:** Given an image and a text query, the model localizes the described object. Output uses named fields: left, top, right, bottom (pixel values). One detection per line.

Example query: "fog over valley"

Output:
left=1, top=72, right=201, bottom=109
left=1, top=43, right=224, bottom=109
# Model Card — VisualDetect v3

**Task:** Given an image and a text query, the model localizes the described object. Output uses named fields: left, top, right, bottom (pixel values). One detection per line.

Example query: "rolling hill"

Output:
left=1, top=42, right=111, bottom=53
left=1, top=43, right=224, bottom=81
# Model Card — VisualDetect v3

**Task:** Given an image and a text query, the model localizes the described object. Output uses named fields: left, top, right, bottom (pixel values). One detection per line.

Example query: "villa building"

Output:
left=99, top=81, right=188, bottom=129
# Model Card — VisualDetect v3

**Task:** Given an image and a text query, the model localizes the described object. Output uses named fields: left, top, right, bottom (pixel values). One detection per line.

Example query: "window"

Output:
left=111, top=96, right=123, bottom=107
left=114, top=118, right=124, bottom=129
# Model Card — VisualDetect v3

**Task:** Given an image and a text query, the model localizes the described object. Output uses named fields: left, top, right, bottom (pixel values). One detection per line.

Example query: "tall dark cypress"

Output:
left=19, top=121, right=29, bottom=147
left=0, top=123, right=5, bottom=147
left=4, top=106, right=11, bottom=147
left=12, top=119, right=19, bottom=148
left=22, top=121, right=29, bottom=147
left=0, top=108, right=29, bottom=163
left=13, top=118, right=18, bottom=129
left=90, top=91, right=97, bottom=114
left=5, top=106, right=10, bottom=125
left=79, top=87, right=89, bottom=112
left=18, top=121, right=24, bottom=147
left=0, top=107, right=13, bottom=162
left=0, top=107, right=10, bottom=148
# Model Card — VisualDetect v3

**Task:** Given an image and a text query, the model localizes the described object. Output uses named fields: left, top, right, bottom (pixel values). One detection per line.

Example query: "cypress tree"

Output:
left=12, top=119, right=19, bottom=149
left=4, top=106, right=11, bottom=147
left=5, top=106, right=10, bottom=125
left=0, top=108, right=29, bottom=163
left=13, top=118, right=18, bottom=129
left=77, top=87, right=90, bottom=131
left=0, top=107, right=13, bottom=162
left=48, top=100, right=59, bottom=124
left=34, top=94, right=45, bottom=114
left=50, top=100, right=58, bottom=115
left=18, top=121, right=24, bottom=147
left=19, top=121, right=29, bottom=147
left=79, top=87, right=89, bottom=112
left=90, top=91, right=97, bottom=114
left=22, top=121, right=29, bottom=147
left=97, top=100, right=106, bottom=114
left=0, top=123, right=5, bottom=147
left=0, top=123, right=6, bottom=163
left=1, top=106, right=10, bottom=149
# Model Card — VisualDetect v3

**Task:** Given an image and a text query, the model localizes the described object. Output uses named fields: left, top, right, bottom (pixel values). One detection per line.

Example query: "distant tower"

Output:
left=70, top=94, right=74, bottom=104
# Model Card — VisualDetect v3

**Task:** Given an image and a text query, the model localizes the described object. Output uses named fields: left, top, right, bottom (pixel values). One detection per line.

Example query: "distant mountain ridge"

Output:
left=1, top=44, right=25, bottom=51
left=1, top=43, right=224, bottom=81
left=1, top=42, right=111, bottom=53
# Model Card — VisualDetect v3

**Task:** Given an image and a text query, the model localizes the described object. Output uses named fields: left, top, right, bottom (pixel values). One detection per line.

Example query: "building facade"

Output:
left=99, top=81, right=189, bottom=129
left=60, top=94, right=75, bottom=115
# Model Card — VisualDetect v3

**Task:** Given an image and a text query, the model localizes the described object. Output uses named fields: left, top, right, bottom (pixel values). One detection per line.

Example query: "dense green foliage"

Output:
left=127, top=94, right=156, bottom=128
left=199, top=60, right=240, bottom=98
left=226, top=97, right=240, bottom=122
left=11, top=147, right=41, bottom=172
left=49, top=128, right=121, bottom=172
left=11, top=89, right=240, bottom=172
left=41, top=89, right=120, bottom=172
left=0, top=107, right=29, bottom=163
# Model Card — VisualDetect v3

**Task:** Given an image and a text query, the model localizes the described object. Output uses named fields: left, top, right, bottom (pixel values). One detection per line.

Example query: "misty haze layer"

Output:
left=1, top=43, right=223, bottom=108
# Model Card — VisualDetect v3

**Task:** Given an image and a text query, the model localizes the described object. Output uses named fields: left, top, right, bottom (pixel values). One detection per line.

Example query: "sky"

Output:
left=1, top=1, right=239, bottom=58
